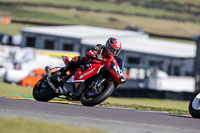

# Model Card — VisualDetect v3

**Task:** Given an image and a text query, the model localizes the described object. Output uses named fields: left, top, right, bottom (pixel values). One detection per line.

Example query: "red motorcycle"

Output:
left=33, top=55, right=126, bottom=106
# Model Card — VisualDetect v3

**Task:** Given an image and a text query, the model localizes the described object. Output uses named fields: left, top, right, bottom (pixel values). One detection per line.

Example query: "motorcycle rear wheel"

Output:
left=33, top=76, right=56, bottom=102
left=189, top=93, right=200, bottom=118
left=80, top=80, right=114, bottom=106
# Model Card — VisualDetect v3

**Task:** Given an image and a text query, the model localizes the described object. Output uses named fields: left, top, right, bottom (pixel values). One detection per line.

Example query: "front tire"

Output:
left=33, top=76, right=56, bottom=102
left=189, top=93, right=200, bottom=118
left=80, top=80, right=114, bottom=106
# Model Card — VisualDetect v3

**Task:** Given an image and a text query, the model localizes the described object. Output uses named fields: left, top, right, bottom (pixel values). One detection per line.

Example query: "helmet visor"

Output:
left=108, top=45, right=120, bottom=56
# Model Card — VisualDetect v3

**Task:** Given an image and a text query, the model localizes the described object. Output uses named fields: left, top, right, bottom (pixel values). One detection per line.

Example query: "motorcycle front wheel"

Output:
left=33, top=76, right=56, bottom=102
left=189, top=93, right=200, bottom=118
left=80, top=80, right=114, bottom=106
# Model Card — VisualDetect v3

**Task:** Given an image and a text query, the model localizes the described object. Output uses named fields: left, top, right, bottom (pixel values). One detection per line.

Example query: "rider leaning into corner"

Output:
left=55, top=37, right=126, bottom=84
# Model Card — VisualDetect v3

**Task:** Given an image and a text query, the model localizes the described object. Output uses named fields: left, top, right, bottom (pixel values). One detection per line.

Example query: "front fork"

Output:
left=89, top=76, right=105, bottom=94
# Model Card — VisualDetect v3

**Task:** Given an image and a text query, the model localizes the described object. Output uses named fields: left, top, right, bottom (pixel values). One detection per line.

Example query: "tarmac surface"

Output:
left=0, top=95, right=200, bottom=133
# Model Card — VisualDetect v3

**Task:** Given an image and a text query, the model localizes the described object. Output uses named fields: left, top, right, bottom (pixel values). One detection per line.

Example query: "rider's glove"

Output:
left=96, top=54, right=102, bottom=60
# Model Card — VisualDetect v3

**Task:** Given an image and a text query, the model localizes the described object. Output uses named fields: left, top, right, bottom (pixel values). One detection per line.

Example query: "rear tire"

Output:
left=189, top=93, right=200, bottom=118
left=33, top=76, right=56, bottom=102
left=80, top=80, right=114, bottom=106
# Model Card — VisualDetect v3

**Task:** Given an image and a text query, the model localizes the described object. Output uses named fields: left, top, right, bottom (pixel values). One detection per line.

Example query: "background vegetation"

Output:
left=0, top=0, right=200, bottom=37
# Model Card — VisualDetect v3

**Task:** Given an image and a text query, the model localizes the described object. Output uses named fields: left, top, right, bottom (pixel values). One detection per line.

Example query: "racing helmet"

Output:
left=105, top=37, right=121, bottom=56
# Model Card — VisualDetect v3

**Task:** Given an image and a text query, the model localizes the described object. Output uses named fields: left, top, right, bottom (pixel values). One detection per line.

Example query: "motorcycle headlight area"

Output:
left=110, top=61, right=120, bottom=75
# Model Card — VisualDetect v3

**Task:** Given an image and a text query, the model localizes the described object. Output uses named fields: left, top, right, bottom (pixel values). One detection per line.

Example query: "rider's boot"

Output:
left=53, top=61, right=75, bottom=83
left=59, top=56, right=82, bottom=77
left=51, top=62, right=75, bottom=94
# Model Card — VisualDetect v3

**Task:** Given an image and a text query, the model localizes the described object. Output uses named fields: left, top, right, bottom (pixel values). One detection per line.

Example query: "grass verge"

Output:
left=0, top=117, right=104, bottom=133
left=101, top=101, right=189, bottom=115
left=0, top=81, right=190, bottom=114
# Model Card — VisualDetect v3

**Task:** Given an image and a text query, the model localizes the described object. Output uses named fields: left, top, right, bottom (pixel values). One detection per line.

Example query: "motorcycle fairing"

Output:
left=73, top=57, right=124, bottom=85
left=74, top=63, right=104, bottom=81
left=107, top=57, right=125, bottom=84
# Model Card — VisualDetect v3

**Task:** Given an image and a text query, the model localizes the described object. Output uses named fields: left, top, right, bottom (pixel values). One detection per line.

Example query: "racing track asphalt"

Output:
left=0, top=95, right=200, bottom=133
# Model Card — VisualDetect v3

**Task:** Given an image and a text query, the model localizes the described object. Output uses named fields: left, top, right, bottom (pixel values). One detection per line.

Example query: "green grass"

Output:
left=0, top=81, right=190, bottom=114
left=0, top=82, right=33, bottom=97
left=1, top=0, right=199, bottom=17
left=105, top=97, right=189, bottom=110
left=0, top=6, right=200, bottom=37
left=0, top=117, right=104, bottom=133
left=0, top=0, right=200, bottom=37
left=103, top=97, right=189, bottom=114
left=0, top=23, right=37, bottom=35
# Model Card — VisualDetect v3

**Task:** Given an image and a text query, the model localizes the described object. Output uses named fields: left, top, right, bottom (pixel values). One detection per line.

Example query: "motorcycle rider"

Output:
left=56, top=37, right=126, bottom=83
